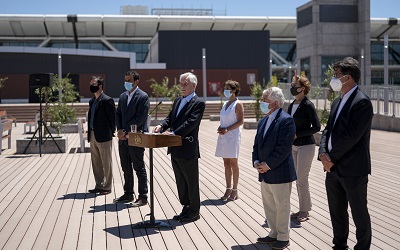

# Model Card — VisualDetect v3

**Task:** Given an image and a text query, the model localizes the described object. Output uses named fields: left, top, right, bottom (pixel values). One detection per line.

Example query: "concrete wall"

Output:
left=296, top=0, right=371, bottom=86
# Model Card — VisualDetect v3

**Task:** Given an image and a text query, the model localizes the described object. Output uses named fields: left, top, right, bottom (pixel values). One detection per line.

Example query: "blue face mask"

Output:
left=260, top=101, right=271, bottom=114
left=224, top=90, right=232, bottom=98
left=124, top=82, right=133, bottom=91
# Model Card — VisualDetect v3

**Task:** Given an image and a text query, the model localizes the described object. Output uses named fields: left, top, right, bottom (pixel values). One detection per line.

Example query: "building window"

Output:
left=110, top=41, right=149, bottom=63
left=0, top=41, right=40, bottom=47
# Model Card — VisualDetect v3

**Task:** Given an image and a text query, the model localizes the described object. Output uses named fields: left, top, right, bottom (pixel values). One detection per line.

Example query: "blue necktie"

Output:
left=176, top=98, right=187, bottom=117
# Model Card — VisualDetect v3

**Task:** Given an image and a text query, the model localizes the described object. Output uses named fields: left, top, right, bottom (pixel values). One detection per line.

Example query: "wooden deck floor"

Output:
left=0, top=120, right=399, bottom=250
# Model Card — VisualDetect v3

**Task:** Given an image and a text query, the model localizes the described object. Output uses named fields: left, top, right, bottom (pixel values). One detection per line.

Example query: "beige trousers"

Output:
left=90, top=131, right=113, bottom=190
left=292, top=144, right=315, bottom=212
left=261, top=181, right=292, bottom=241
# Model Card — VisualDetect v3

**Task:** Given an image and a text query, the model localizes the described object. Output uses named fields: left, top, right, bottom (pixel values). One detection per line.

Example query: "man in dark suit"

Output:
left=87, top=76, right=116, bottom=195
left=319, top=57, right=373, bottom=250
left=115, top=70, right=150, bottom=206
left=153, top=72, right=205, bottom=223
left=252, top=87, right=296, bottom=250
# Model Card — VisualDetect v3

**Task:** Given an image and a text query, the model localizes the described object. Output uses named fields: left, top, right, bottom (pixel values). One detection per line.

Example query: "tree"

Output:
left=148, top=77, right=169, bottom=119
left=0, top=77, right=7, bottom=90
left=250, top=82, right=263, bottom=121
left=35, top=75, right=80, bottom=133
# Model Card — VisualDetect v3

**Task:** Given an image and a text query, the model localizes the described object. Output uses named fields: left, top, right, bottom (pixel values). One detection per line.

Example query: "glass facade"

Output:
left=0, top=41, right=40, bottom=47
left=46, top=41, right=109, bottom=51
left=371, top=41, right=400, bottom=85
left=270, top=42, right=296, bottom=65
left=110, top=41, right=149, bottom=63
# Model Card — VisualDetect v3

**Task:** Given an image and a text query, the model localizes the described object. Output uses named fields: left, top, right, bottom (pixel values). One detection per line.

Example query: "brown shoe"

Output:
left=130, top=198, right=148, bottom=207
left=99, top=190, right=111, bottom=195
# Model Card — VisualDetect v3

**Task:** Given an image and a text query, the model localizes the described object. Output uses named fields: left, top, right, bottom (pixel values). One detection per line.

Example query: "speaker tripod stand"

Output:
left=23, top=87, right=62, bottom=156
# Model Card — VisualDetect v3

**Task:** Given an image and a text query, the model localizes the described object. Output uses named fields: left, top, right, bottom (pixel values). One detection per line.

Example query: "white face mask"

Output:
left=329, top=77, right=343, bottom=92
left=223, top=90, right=232, bottom=98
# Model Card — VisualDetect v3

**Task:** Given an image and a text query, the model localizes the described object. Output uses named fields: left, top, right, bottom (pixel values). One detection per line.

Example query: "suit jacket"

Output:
left=88, top=92, right=116, bottom=142
left=116, top=88, right=150, bottom=134
left=288, top=96, right=321, bottom=146
left=160, top=95, right=205, bottom=159
left=252, top=109, right=297, bottom=184
left=319, top=87, right=373, bottom=176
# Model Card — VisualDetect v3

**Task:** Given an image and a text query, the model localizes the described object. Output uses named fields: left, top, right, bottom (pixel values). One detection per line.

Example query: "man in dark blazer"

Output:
left=115, top=70, right=150, bottom=206
left=153, top=72, right=205, bottom=223
left=253, top=87, right=296, bottom=250
left=87, top=76, right=116, bottom=195
left=319, top=57, right=373, bottom=250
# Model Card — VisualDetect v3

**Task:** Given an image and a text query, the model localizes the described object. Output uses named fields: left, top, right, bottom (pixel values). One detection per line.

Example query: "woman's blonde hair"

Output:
left=292, top=75, right=311, bottom=95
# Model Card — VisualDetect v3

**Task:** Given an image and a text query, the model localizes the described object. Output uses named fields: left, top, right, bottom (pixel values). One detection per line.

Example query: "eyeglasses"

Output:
left=333, top=73, right=345, bottom=78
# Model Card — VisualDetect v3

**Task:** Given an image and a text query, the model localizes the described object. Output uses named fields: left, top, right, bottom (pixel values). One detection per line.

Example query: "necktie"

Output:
left=176, top=98, right=187, bottom=117
left=262, top=116, right=270, bottom=138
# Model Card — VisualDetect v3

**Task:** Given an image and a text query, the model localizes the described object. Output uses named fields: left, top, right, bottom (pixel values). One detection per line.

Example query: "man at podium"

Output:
left=153, top=72, right=205, bottom=223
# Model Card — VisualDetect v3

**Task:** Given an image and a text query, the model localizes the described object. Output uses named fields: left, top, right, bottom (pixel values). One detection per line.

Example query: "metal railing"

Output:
left=279, top=83, right=400, bottom=118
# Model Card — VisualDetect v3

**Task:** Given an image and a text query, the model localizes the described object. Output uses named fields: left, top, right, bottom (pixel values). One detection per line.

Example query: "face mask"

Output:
left=260, top=101, right=271, bottom=114
left=124, top=82, right=133, bottom=91
left=90, top=85, right=100, bottom=93
left=290, top=86, right=302, bottom=96
left=329, top=77, right=343, bottom=92
left=224, top=90, right=232, bottom=98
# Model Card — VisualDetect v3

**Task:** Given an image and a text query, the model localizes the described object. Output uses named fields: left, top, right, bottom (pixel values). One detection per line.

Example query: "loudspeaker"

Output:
left=29, top=73, right=54, bottom=87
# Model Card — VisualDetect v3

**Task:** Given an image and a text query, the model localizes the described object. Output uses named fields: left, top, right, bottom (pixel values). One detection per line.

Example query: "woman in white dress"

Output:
left=215, top=80, right=244, bottom=201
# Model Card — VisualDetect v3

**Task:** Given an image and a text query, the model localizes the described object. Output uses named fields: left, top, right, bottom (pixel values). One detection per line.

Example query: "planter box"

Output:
left=243, top=119, right=259, bottom=129
left=47, top=123, right=78, bottom=134
left=209, top=115, right=220, bottom=121
left=16, top=136, right=68, bottom=154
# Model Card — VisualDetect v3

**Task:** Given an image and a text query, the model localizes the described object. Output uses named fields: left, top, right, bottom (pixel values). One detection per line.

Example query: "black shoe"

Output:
left=113, top=193, right=134, bottom=203
left=257, top=236, right=277, bottom=244
left=179, top=213, right=200, bottom=223
left=271, top=240, right=290, bottom=249
left=130, top=198, right=148, bottom=207
left=172, top=206, right=190, bottom=220
left=99, top=190, right=111, bottom=195
left=88, top=188, right=102, bottom=194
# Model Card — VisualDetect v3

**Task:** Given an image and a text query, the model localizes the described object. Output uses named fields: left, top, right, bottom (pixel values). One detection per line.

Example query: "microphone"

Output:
left=148, top=101, right=162, bottom=116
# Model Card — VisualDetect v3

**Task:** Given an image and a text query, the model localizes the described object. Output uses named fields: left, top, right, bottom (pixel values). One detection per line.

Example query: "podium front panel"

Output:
left=128, top=132, right=182, bottom=148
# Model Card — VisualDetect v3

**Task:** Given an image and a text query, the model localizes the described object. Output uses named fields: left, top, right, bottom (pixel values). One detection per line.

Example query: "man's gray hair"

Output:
left=264, top=87, right=285, bottom=107
left=180, top=72, right=197, bottom=87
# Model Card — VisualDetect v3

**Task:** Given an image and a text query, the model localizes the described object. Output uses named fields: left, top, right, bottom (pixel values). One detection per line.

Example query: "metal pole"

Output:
left=202, top=48, right=207, bottom=101
left=269, top=59, right=272, bottom=83
left=384, top=35, right=389, bottom=114
left=58, top=49, right=62, bottom=102
left=361, top=48, right=365, bottom=86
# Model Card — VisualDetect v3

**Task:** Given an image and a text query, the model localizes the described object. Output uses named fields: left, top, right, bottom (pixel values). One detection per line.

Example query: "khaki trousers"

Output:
left=261, top=181, right=292, bottom=241
left=292, top=144, right=315, bottom=212
left=90, top=131, right=113, bottom=190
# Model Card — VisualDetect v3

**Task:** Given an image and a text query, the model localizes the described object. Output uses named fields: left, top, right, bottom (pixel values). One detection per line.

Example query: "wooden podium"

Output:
left=128, top=132, right=182, bottom=228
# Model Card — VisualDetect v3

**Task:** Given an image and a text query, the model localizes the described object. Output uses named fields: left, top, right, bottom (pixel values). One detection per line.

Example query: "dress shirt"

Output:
left=328, top=85, right=358, bottom=151
left=127, top=87, right=139, bottom=106
left=177, top=92, right=196, bottom=117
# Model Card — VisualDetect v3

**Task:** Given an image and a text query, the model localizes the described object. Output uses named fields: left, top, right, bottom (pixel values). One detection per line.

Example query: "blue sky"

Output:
left=1, top=0, right=399, bottom=18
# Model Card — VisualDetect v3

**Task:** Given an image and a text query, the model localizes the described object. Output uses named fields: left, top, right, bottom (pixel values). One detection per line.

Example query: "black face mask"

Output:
left=290, top=86, right=302, bottom=96
left=90, top=85, right=100, bottom=93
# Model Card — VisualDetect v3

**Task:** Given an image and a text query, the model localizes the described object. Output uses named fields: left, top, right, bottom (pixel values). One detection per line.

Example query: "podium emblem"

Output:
left=134, top=134, right=142, bottom=145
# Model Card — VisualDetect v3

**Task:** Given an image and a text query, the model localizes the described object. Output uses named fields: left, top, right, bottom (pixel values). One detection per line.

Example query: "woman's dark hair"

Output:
left=224, top=80, right=241, bottom=96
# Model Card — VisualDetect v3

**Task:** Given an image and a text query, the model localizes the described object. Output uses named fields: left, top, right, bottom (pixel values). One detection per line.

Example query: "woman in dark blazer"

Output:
left=287, top=75, right=321, bottom=222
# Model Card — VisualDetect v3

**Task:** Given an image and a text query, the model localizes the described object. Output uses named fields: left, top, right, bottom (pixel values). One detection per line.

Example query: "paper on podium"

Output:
left=128, top=132, right=182, bottom=148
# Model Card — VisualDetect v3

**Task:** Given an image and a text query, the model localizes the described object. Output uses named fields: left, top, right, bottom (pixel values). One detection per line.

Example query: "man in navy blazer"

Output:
left=87, top=76, right=116, bottom=196
left=252, top=87, right=296, bottom=250
left=153, top=72, right=205, bottom=223
left=115, top=70, right=150, bottom=206
left=319, top=57, right=373, bottom=250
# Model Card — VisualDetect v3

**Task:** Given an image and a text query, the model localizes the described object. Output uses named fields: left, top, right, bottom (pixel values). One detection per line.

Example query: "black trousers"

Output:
left=171, top=157, right=200, bottom=215
left=325, top=170, right=371, bottom=250
left=118, top=140, right=148, bottom=199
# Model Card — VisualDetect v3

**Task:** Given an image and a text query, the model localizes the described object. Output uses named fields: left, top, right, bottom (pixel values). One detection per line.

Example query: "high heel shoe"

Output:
left=220, top=188, right=232, bottom=201
left=228, top=189, right=239, bottom=201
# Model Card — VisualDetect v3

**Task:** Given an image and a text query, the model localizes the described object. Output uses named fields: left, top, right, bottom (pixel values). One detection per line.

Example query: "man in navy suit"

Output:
left=87, top=76, right=116, bottom=195
left=115, top=70, right=150, bottom=206
left=153, top=72, right=205, bottom=223
left=252, top=87, right=296, bottom=250
left=319, top=57, right=373, bottom=250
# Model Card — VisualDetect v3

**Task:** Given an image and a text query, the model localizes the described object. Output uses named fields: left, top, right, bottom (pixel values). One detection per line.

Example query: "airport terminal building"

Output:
left=0, top=0, right=399, bottom=102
